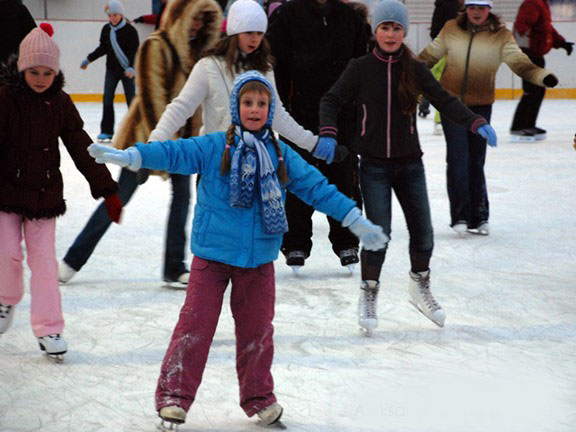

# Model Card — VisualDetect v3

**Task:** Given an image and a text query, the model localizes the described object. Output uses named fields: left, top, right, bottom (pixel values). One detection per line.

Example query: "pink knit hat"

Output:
left=18, top=23, right=60, bottom=73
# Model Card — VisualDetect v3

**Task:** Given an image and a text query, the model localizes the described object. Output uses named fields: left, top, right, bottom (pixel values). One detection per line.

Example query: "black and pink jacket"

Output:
left=319, top=46, right=487, bottom=161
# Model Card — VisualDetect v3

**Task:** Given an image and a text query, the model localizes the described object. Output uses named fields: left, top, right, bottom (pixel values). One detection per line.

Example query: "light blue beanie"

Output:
left=371, top=0, right=409, bottom=35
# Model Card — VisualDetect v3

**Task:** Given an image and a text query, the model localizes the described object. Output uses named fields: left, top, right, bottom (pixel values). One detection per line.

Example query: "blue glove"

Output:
left=80, top=59, right=90, bottom=69
left=88, top=144, right=142, bottom=170
left=477, top=124, right=497, bottom=148
left=313, top=137, right=336, bottom=164
left=342, top=208, right=389, bottom=251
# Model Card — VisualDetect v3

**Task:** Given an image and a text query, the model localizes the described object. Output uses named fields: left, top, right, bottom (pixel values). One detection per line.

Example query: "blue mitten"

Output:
left=477, top=124, right=497, bottom=148
left=80, top=59, right=90, bottom=69
left=342, top=208, right=389, bottom=251
left=313, top=137, right=336, bottom=164
left=88, top=144, right=142, bottom=170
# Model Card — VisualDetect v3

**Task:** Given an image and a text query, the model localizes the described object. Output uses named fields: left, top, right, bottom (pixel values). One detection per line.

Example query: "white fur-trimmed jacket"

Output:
left=148, top=56, right=318, bottom=151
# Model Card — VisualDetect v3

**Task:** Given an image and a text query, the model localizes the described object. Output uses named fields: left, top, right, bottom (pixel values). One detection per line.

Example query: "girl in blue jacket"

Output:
left=88, top=71, right=387, bottom=430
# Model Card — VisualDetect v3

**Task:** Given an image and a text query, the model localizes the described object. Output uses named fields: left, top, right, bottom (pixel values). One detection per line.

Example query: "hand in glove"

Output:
left=543, top=74, right=558, bottom=88
left=477, top=124, right=497, bottom=148
left=88, top=144, right=142, bottom=170
left=133, top=16, right=144, bottom=23
left=313, top=137, right=336, bottom=164
left=104, top=194, right=123, bottom=223
left=561, top=41, right=574, bottom=56
left=342, top=208, right=389, bottom=251
left=80, top=59, right=90, bottom=69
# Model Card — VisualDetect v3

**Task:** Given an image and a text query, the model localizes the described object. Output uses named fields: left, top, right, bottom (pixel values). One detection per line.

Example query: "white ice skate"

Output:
left=408, top=271, right=446, bottom=327
left=0, top=302, right=16, bottom=334
left=451, top=221, right=468, bottom=235
left=358, top=280, right=379, bottom=337
left=509, top=129, right=536, bottom=143
left=38, top=334, right=68, bottom=362
left=257, top=402, right=286, bottom=429
left=58, top=261, right=77, bottom=284
left=158, top=406, right=186, bottom=431
left=433, top=123, right=443, bottom=136
left=468, top=222, right=489, bottom=236
left=163, top=272, right=189, bottom=290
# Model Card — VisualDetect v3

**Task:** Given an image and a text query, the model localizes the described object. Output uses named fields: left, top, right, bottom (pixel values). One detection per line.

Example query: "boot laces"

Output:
left=417, top=275, right=440, bottom=311
left=288, top=251, right=306, bottom=259
left=339, top=248, right=357, bottom=258
left=362, top=289, right=378, bottom=319
left=0, top=303, right=12, bottom=319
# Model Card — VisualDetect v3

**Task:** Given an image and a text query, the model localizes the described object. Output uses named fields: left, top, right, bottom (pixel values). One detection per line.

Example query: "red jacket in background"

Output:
left=514, top=0, right=565, bottom=56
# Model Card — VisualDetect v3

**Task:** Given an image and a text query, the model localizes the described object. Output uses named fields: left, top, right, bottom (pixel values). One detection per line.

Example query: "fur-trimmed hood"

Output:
left=0, top=54, right=65, bottom=96
left=159, top=0, right=223, bottom=73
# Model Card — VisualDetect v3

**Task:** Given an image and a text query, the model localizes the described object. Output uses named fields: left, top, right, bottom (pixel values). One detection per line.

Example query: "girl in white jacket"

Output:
left=148, top=0, right=334, bottom=161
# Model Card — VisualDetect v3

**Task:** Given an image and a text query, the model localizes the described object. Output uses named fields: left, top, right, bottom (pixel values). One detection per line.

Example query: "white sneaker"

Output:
left=38, top=334, right=68, bottom=355
left=451, top=221, right=468, bottom=235
left=408, top=271, right=446, bottom=327
left=159, top=405, right=186, bottom=425
left=257, top=402, right=283, bottom=425
left=358, top=280, right=379, bottom=336
left=0, top=303, right=16, bottom=334
left=58, top=261, right=77, bottom=283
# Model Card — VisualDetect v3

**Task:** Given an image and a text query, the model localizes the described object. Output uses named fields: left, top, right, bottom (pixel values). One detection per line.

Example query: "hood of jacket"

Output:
left=159, top=0, right=223, bottom=73
left=0, top=54, right=64, bottom=96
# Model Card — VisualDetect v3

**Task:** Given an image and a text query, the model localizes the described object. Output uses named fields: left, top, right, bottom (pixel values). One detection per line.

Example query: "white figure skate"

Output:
left=358, top=280, right=379, bottom=337
left=38, top=334, right=68, bottom=363
left=408, top=271, right=446, bottom=327
left=158, top=405, right=186, bottom=431
left=257, top=402, right=286, bottom=429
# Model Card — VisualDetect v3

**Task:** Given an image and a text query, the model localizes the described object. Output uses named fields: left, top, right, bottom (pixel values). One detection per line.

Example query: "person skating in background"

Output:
left=59, top=0, right=223, bottom=288
left=510, top=0, right=573, bottom=141
left=148, top=0, right=322, bottom=180
left=418, top=0, right=463, bottom=136
left=88, top=71, right=387, bottom=430
left=419, top=0, right=557, bottom=236
left=80, top=0, right=139, bottom=143
left=0, top=25, right=122, bottom=361
left=267, top=0, right=370, bottom=272
left=320, top=0, right=498, bottom=334
left=0, top=0, right=36, bottom=64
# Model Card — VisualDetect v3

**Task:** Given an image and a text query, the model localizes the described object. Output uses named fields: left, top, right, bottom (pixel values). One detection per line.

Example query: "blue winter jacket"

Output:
left=136, top=132, right=356, bottom=268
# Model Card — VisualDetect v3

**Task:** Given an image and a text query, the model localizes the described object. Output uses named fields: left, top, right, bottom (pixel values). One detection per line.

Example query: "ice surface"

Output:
left=0, top=100, right=574, bottom=431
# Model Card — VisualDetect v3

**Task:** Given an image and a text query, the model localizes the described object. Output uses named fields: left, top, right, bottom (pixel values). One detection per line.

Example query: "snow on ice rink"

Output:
left=0, top=100, right=575, bottom=432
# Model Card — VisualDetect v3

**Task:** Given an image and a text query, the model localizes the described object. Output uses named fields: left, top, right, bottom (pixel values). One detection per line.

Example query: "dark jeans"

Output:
left=511, top=52, right=546, bottom=131
left=359, top=158, right=434, bottom=280
left=280, top=143, right=361, bottom=257
left=101, top=69, right=136, bottom=135
left=441, top=105, right=492, bottom=228
left=63, top=168, right=191, bottom=279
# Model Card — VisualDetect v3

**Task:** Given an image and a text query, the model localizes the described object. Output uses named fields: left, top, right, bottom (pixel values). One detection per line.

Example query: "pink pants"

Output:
left=155, top=256, right=277, bottom=417
left=0, top=212, right=63, bottom=337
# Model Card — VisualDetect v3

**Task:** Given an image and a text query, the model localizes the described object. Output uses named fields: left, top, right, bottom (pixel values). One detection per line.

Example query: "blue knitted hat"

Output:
left=371, top=0, right=409, bottom=35
left=230, top=70, right=276, bottom=128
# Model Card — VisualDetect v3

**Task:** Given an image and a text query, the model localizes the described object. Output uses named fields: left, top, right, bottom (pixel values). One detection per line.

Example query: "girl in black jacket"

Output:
left=80, top=0, right=139, bottom=142
left=319, top=0, right=496, bottom=335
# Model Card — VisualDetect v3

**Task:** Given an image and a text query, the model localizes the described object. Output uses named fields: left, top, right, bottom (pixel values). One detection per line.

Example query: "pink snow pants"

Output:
left=0, top=212, right=63, bottom=337
left=155, top=256, right=277, bottom=417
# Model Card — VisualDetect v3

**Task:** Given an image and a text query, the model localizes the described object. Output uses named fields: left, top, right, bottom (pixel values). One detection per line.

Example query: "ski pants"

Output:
left=155, top=256, right=277, bottom=417
left=0, top=212, right=63, bottom=337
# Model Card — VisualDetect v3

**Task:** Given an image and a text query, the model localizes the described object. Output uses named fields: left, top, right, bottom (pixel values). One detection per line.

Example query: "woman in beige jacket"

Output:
left=419, top=0, right=557, bottom=235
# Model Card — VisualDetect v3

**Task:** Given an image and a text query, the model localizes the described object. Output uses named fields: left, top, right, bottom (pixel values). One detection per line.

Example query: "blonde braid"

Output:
left=269, top=128, right=289, bottom=185
left=220, top=124, right=236, bottom=176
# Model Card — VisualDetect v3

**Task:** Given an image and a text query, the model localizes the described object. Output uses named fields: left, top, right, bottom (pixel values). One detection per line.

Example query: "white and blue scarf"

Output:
left=109, top=19, right=134, bottom=74
left=229, top=126, right=288, bottom=235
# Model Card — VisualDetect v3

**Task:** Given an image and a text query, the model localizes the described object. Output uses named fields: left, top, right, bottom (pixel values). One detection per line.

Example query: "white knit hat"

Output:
left=105, top=0, right=125, bottom=15
left=226, top=0, right=268, bottom=36
left=464, top=0, right=493, bottom=7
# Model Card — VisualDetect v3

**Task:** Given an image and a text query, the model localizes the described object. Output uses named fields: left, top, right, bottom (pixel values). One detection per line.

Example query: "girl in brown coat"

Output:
left=0, top=25, right=121, bottom=361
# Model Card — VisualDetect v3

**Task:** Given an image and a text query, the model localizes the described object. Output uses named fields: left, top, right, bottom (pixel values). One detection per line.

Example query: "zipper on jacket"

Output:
left=323, top=16, right=327, bottom=27
left=361, top=104, right=367, bottom=136
left=460, top=28, right=476, bottom=104
left=16, top=169, right=20, bottom=178
left=46, top=170, right=50, bottom=179
left=387, top=59, right=392, bottom=158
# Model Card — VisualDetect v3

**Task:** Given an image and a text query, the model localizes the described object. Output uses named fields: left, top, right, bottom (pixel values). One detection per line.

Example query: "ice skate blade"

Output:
left=162, top=282, right=188, bottom=290
left=45, top=353, right=65, bottom=363
left=259, top=419, right=287, bottom=429
left=289, top=266, right=302, bottom=275
left=157, top=421, right=181, bottom=431
left=359, top=326, right=374, bottom=337
left=467, top=228, right=489, bottom=236
left=409, top=300, right=444, bottom=328
left=509, top=135, right=536, bottom=143
left=346, top=264, right=357, bottom=274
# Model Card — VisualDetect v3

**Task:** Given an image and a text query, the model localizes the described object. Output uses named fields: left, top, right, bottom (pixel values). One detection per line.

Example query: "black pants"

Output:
left=280, top=141, right=361, bottom=258
left=510, top=51, right=545, bottom=131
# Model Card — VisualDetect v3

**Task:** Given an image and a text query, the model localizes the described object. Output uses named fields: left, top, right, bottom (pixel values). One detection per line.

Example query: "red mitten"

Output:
left=104, top=194, right=123, bottom=223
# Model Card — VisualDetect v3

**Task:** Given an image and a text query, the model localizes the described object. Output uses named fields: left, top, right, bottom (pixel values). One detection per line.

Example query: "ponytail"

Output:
left=398, top=43, right=419, bottom=116
left=220, top=124, right=236, bottom=176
